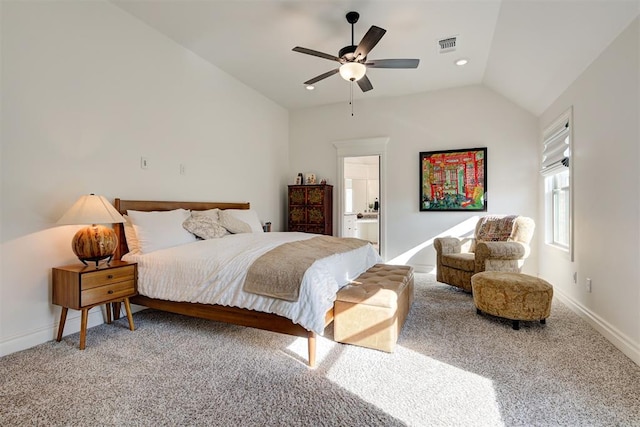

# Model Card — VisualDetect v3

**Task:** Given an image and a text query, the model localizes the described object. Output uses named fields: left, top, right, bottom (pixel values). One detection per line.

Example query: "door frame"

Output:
left=333, top=137, right=389, bottom=260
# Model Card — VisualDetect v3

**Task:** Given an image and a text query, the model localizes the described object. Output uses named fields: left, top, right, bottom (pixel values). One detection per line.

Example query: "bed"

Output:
left=112, top=199, right=381, bottom=367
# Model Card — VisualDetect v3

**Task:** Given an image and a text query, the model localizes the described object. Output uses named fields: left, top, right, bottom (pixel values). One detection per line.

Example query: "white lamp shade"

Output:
left=57, top=194, right=125, bottom=225
left=339, top=62, right=367, bottom=81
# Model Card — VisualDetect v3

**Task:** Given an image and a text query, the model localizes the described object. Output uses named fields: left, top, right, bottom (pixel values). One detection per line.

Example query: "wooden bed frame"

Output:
left=113, top=199, right=333, bottom=367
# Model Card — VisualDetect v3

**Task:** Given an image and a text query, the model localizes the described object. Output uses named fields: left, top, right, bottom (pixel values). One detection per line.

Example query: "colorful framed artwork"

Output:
left=420, top=147, right=487, bottom=211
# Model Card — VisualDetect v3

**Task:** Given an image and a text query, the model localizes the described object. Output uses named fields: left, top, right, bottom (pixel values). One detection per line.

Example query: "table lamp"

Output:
left=57, top=194, right=125, bottom=266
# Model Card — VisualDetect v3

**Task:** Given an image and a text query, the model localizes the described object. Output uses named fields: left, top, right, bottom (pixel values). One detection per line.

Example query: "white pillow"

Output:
left=127, top=209, right=196, bottom=253
left=221, top=209, right=264, bottom=233
left=183, top=214, right=229, bottom=239
left=122, top=215, right=140, bottom=254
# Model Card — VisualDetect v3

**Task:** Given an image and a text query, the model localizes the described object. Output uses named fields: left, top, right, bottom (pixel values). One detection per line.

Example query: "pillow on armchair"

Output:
left=476, top=215, right=518, bottom=241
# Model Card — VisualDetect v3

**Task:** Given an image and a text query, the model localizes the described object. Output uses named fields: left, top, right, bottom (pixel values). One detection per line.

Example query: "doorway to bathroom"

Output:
left=343, top=155, right=380, bottom=253
left=334, top=136, right=388, bottom=259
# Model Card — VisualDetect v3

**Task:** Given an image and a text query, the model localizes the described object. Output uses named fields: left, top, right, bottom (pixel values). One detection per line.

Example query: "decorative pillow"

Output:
left=475, top=215, right=517, bottom=243
left=126, top=209, right=196, bottom=253
left=191, top=208, right=221, bottom=222
left=122, top=215, right=140, bottom=254
left=219, top=211, right=253, bottom=234
left=221, top=209, right=264, bottom=233
left=182, top=214, right=229, bottom=239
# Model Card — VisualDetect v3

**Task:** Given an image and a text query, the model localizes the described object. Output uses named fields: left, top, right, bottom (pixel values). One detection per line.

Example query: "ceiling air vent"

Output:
left=439, top=36, right=457, bottom=53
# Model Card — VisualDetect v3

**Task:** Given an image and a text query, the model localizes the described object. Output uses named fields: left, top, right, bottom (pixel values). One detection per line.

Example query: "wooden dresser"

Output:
left=288, top=184, right=333, bottom=235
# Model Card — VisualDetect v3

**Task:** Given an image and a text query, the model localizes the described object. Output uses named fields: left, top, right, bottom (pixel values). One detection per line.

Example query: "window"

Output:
left=549, top=170, right=570, bottom=246
left=541, top=108, right=572, bottom=258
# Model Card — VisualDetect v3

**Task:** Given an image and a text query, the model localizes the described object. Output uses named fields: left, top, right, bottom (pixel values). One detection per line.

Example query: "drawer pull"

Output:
left=107, top=274, right=114, bottom=279
left=107, top=290, right=114, bottom=294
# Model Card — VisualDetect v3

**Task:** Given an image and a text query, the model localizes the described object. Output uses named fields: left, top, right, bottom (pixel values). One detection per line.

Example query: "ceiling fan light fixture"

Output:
left=339, top=62, right=366, bottom=82
left=305, top=84, right=315, bottom=90
left=292, top=11, right=418, bottom=100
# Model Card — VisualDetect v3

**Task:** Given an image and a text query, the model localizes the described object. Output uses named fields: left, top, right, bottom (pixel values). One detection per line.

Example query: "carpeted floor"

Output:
left=1, top=273, right=639, bottom=426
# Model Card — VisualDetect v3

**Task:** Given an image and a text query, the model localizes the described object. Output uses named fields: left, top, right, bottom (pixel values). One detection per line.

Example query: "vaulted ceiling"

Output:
left=112, top=0, right=639, bottom=115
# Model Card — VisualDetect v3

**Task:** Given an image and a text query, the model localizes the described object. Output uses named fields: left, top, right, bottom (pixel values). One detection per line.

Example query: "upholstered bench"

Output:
left=334, top=264, right=414, bottom=352
left=471, top=271, right=553, bottom=330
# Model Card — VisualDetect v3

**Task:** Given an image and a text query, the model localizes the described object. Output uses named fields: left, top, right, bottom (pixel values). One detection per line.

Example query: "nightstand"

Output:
left=52, top=260, right=137, bottom=349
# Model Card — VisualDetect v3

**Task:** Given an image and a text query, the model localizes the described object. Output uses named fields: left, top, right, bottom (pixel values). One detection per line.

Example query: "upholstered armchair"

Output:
left=434, top=215, right=535, bottom=292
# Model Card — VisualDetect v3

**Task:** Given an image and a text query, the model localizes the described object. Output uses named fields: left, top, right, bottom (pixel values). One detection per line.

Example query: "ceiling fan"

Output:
left=292, top=11, right=420, bottom=92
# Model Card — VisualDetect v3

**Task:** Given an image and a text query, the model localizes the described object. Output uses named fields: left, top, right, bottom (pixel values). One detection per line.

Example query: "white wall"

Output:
left=290, top=85, right=539, bottom=272
left=539, top=18, right=640, bottom=364
left=0, top=1, right=289, bottom=355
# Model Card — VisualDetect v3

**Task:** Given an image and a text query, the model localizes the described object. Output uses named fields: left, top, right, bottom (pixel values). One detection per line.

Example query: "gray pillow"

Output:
left=219, top=211, right=253, bottom=234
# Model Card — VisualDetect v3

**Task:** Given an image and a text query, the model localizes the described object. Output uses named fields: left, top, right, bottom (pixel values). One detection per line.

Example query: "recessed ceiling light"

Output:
left=306, top=85, right=315, bottom=90
left=455, top=58, right=468, bottom=66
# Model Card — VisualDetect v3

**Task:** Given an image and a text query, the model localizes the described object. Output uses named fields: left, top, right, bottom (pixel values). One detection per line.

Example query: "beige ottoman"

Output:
left=334, top=264, right=414, bottom=352
left=471, top=271, right=553, bottom=330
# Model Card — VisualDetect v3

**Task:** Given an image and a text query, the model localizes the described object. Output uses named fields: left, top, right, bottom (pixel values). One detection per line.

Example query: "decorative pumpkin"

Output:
left=71, top=225, right=118, bottom=264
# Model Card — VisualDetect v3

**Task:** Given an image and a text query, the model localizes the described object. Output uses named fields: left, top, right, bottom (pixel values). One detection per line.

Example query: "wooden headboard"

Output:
left=113, top=198, right=251, bottom=261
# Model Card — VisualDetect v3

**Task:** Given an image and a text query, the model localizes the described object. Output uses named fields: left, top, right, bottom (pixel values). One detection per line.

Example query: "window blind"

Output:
left=541, top=121, right=569, bottom=176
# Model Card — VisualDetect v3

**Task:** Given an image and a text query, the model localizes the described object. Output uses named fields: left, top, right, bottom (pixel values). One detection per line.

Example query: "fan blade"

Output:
left=354, top=26, right=386, bottom=59
left=365, top=58, right=420, bottom=69
left=293, top=47, right=342, bottom=63
left=357, top=74, right=373, bottom=92
left=304, top=69, right=339, bottom=85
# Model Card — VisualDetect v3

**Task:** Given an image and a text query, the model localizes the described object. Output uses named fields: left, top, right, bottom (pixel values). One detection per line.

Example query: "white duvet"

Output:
left=123, top=232, right=382, bottom=334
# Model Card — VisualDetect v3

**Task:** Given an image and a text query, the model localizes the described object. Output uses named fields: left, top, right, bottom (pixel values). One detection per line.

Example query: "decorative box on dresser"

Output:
left=52, top=260, right=137, bottom=349
left=288, top=184, right=333, bottom=235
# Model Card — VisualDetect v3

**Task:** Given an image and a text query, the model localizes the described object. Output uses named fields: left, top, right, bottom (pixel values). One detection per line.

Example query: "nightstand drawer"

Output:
left=81, top=265, right=136, bottom=290
left=81, top=280, right=136, bottom=306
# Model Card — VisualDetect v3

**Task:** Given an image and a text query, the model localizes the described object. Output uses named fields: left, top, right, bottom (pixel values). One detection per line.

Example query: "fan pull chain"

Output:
left=350, top=81, right=354, bottom=116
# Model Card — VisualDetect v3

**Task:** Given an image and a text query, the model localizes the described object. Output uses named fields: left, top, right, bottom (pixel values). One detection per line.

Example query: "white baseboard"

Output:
left=407, top=263, right=436, bottom=274
left=553, top=287, right=640, bottom=367
left=0, top=305, right=146, bottom=357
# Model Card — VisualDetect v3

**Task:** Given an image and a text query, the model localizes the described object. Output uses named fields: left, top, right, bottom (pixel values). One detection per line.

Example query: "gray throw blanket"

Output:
left=243, top=236, right=370, bottom=302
